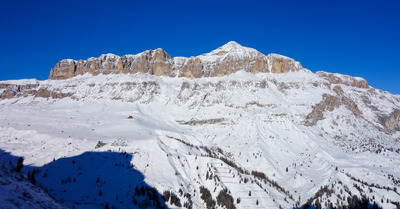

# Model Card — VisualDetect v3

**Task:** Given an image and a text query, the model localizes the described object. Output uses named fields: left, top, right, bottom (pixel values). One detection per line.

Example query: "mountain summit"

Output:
left=207, top=41, right=259, bottom=55
left=49, top=41, right=303, bottom=80
left=1, top=42, right=400, bottom=209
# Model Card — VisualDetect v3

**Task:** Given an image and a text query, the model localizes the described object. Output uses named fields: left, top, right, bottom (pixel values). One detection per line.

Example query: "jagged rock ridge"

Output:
left=49, top=41, right=304, bottom=80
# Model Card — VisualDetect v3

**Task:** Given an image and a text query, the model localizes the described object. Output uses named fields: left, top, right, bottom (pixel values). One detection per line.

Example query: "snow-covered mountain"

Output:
left=0, top=42, right=399, bottom=209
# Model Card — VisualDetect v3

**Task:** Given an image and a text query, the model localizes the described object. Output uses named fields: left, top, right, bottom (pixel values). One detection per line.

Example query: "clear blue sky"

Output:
left=1, top=0, right=399, bottom=94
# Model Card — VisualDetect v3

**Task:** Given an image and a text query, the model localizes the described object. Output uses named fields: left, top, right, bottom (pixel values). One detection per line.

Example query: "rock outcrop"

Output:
left=0, top=83, right=72, bottom=100
left=317, top=71, right=368, bottom=88
left=49, top=50, right=173, bottom=80
left=305, top=89, right=361, bottom=126
left=49, top=41, right=303, bottom=80
left=380, top=109, right=400, bottom=133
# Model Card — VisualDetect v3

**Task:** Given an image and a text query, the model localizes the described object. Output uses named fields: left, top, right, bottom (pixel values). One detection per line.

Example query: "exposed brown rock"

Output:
left=177, top=118, right=225, bottom=126
left=180, top=53, right=301, bottom=78
left=0, top=83, right=72, bottom=100
left=49, top=49, right=177, bottom=80
left=48, top=42, right=304, bottom=80
left=317, top=71, right=368, bottom=88
left=332, top=85, right=344, bottom=95
left=33, top=88, right=50, bottom=98
left=380, top=109, right=400, bottom=133
left=0, top=83, right=9, bottom=89
left=50, top=92, right=74, bottom=99
left=0, top=83, right=40, bottom=99
left=305, top=93, right=361, bottom=126
left=49, top=59, right=76, bottom=80
left=180, top=58, right=204, bottom=78
left=270, top=57, right=297, bottom=73
left=0, top=88, right=17, bottom=99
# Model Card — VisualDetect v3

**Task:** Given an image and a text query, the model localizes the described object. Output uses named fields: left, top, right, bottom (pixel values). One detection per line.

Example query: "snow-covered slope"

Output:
left=0, top=42, right=400, bottom=209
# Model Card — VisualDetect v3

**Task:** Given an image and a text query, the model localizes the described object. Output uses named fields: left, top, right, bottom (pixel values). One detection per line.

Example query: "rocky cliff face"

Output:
left=4, top=41, right=399, bottom=134
left=380, top=109, right=400, bottom=133
left=0, top=82, right=72, bottom=100
left=49, top=41, right=303, bottom=80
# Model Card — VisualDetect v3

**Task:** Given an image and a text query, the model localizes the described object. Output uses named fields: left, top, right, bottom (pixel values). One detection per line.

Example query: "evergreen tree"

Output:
left=104, top=203, right=110, bottom=209
left=163, top=190, right=171, bottom=202
left=315, top=198, right=322, bottom=209
left=135, top=185, right=139, bottom=196
left=132, top=196, right=138, bottom=205
left=216, top=188, right=235, bottom=209
left=15, top=157, right=24, bottom=173
left=30, top=172, right=36, bottom=184
left=140, top=186, right=145, bottom=196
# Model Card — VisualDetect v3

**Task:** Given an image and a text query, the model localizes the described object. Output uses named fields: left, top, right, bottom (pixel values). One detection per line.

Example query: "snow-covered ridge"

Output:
left=0, top=78, right=39, bottom=85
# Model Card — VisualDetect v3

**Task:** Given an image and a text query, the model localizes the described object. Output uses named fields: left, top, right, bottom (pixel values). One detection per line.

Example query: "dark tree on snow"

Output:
left=15, top=157, right=24, bottom=173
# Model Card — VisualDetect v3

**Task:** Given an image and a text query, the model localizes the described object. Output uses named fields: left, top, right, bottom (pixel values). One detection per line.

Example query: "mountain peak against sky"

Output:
left=218, top=41, right=244, bottom=49
left=205, top=41, right=260, bottom=57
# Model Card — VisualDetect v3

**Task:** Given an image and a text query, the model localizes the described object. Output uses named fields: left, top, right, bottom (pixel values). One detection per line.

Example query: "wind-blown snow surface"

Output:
left=0, top=71, right=400, bottom=208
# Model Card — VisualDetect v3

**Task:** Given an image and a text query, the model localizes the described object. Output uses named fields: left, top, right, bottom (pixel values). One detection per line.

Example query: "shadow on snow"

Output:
left=1, top=149, right=169, bottom=209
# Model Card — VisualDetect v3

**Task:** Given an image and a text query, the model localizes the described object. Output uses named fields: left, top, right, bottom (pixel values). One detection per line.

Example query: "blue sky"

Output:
left=1, top=0, right=399, bottom=94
